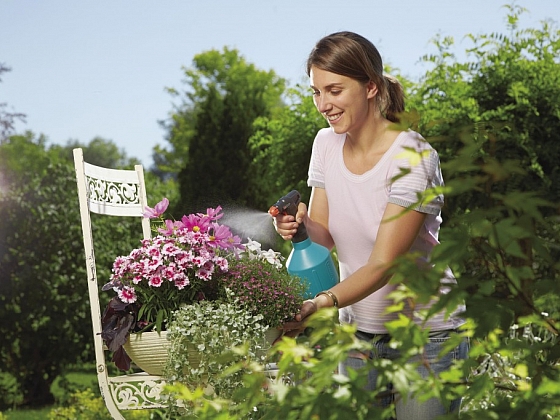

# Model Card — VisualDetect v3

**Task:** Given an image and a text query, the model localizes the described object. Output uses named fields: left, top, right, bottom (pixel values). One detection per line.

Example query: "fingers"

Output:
left=281, top=300, right=317, bottom=337
left=272, top=214, right=299, bottom=240
left=282, top=328, right=306, bottom=339
left=296, top=202, right=308, bottom=224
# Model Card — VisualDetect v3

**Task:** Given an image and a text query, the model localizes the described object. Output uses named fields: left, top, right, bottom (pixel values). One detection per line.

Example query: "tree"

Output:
left=0, top=132, right=54, bottom=190
left=408, top=5, right=560, bottom=216
left=59, top=137, right=140, bottom=168
left=0, top=63, right=26, bottom=143
left=0, top=135, right=174, bottom=408
left=156, top=48, right=286, bottom=213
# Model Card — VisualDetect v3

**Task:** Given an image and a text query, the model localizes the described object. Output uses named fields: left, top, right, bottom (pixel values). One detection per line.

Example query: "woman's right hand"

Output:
left=272, top=202, right=308, bottom=241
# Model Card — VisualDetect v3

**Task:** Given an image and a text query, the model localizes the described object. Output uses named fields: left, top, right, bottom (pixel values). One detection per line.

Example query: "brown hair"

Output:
left=306, top=31, right=405, bottom=123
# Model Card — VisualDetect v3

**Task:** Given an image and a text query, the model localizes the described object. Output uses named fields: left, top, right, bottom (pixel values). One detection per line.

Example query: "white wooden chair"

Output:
left=73, top=148, right=166, bottom=419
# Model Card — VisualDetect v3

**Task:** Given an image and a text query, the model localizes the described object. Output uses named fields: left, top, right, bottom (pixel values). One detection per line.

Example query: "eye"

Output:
left=330, top=90, right=341, bottom=96
left=311, top=89, right=320, bottom=96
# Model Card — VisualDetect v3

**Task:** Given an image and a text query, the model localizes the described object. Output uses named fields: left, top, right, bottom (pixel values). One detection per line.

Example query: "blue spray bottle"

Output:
left=269, top=190, right=339, bottom=298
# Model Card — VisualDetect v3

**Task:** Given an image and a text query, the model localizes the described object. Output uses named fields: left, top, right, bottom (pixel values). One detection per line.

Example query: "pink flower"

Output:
left=215, top=257, right=229, bottom=271
left=201, top=206, right=223, bottom=221
left=173, top=273, right=189, bottom=289
left=161, top=241, right=180, bottom=256
left=207, top=223, right=233, bottom=248
left=143, top=198, right=169, bottom=219
left=118, top=286, right=137, bottom=303
left=180, top=213, right=211, bottom=234
left=196, top=261, right=215, bottom=280
left=158, top=219, right=179, bottom=236
left=224, top=234, right=244, bottom=256
left=148, top=275, right=163, bottom=287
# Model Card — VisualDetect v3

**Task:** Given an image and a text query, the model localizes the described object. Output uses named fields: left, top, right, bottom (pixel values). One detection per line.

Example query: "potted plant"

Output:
left=100, top=198, right=306, bottom=375
left=100, top=198, right=244, bottom=371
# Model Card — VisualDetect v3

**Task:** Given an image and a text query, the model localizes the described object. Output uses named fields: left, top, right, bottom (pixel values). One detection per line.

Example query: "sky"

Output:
left=1, top=1, right=558, bottom=169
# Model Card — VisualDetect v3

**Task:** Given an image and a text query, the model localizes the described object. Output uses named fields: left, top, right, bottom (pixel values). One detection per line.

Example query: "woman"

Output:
left=273, top=31, right=468, bottom=418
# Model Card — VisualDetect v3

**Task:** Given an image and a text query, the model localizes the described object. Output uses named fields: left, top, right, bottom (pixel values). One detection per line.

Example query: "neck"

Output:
left=346, top=111, right=391, bottom=152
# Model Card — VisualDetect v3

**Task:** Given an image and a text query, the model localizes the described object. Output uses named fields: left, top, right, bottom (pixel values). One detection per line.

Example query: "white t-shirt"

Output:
left=308, top=128, right=465, bottom=333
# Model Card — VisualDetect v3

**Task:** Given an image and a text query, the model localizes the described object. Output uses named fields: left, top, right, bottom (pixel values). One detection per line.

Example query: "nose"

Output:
left=314, top=94, right=331, bottom=114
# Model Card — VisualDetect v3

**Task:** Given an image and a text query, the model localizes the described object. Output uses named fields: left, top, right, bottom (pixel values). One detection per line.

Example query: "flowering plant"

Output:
left=219, top=239, right=307, bottom=328
left=100, top=198, right=244, bottom=370
left=100, top=197, right=306, bottom=372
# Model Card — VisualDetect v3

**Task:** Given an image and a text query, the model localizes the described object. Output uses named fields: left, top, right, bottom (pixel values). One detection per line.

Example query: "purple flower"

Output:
left=143, top=198, right=169, bottom=219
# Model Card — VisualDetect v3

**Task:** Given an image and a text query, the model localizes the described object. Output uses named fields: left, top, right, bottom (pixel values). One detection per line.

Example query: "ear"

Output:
left=366, top=81, right=378, bottom=99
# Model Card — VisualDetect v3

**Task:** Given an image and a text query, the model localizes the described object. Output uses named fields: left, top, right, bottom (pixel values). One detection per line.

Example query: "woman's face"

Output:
left=309, top=66, right=377, bottom=135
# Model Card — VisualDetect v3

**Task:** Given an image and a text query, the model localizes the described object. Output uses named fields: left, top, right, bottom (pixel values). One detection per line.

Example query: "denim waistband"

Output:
left=356, top=328, right=459, bottom=341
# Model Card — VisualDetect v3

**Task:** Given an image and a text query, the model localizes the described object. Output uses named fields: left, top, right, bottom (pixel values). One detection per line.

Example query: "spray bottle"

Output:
left=268, top=190, right=339, bottom=298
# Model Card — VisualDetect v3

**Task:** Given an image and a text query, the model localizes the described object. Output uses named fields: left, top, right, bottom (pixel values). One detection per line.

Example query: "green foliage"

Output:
left=0, top=372, right=23, bottom=408
left=50, top=370, right=98, bottom=406
left=47, top=389, right=112, bottom=420
left=156, top=47, right=286, bottom=212
left=401, top=6, right=560, bottom=417
left=57, top=137, right=141, bottom=168
left=164, top=297, right=270, bottom=408
left=164, top=308, right=467, bottom=419
left=408, top=5, right=560, bottom=215
left=247, top=85, right=327, bottom=209
left=0, top=161, right=92, bottom=407
left=0, top=132, right=58, bottom=187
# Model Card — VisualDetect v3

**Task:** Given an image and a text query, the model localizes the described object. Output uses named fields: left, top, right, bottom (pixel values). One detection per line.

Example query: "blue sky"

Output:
left=1, top=1, right=558, bottom=168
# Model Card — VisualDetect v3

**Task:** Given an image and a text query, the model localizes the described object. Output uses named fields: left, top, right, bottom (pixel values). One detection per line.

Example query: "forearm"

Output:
left=313, top=260, right=390, bottom=309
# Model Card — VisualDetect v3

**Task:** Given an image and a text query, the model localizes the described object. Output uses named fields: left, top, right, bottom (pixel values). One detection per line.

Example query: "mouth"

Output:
left=325, top=112, right=342, bottom=123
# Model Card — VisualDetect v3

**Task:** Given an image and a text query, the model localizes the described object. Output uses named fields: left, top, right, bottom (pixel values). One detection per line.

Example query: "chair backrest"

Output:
left=73, top=148, right=158, bottom=419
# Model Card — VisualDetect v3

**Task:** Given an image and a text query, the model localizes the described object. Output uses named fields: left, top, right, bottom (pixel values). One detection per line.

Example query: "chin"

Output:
left=330, top=125, right=347, bottom=135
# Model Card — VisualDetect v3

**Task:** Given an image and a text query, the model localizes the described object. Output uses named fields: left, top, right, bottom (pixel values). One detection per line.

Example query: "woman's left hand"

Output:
left=281, top=300, right=317, bottom=338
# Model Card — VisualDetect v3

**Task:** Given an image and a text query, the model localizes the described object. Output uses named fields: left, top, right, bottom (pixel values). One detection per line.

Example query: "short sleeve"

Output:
left=307, top=131, right=326, bottom=189
left=387, top=148, right=444, bottom=215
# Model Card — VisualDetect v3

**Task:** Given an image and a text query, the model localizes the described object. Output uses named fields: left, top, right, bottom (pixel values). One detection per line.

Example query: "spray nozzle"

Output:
left=268, top=190, right=308, bottom=243
left=268, top=190, right=301, bottom=217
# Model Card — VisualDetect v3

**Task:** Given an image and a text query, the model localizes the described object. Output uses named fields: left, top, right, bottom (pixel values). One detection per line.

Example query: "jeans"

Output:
left=339, top=329, right=469, bottom=420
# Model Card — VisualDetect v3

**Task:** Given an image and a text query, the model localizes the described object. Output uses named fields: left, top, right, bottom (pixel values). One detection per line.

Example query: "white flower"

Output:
left=244, top=238, right=263, bottom=258
left=260, top=249, right=284, bottom=269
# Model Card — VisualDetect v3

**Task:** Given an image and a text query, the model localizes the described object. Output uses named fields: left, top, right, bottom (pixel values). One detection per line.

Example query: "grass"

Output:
left=3, top=402, right=154, bottom=420
left=2, top=407, right=52, bottom=420
left=51, top=370, right=99, bottom=400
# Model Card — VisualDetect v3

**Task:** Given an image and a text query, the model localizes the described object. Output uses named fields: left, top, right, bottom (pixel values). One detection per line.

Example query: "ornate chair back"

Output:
left=73, top=148, right=165, bottom=419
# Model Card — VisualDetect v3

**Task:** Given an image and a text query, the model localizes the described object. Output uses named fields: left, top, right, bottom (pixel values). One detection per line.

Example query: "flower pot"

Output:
left=264, top=328, right=283, bottom=346
left=123, top=331, right=200, bottom=376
